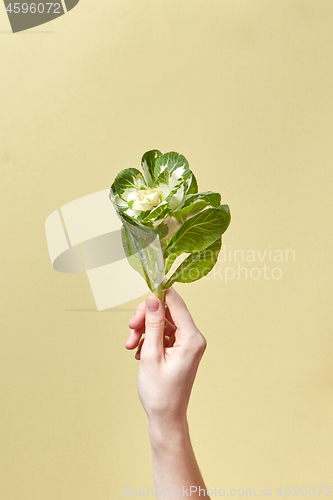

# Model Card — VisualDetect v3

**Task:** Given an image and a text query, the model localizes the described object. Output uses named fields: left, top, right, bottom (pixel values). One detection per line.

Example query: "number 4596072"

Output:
left=6, top=3, right=61, bottom=14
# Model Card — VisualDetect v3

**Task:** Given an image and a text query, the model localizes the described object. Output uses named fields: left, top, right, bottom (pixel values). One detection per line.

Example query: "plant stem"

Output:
left=156, top=283, right=165, bottom=304
left=156, top=282, right=167, bottom=348
left=156, top=240, right=166, bottom=347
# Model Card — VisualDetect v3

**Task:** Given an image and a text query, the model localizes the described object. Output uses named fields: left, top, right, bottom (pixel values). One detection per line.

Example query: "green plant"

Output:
left=109, top=149, right=231, bottom=305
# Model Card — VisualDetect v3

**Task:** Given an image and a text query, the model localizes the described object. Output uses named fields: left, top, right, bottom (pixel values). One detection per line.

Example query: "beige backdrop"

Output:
left=1, top=1, right=332, bottom=498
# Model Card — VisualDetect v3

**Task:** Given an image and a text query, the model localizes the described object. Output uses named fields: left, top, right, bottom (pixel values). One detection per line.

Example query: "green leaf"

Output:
left=111, top=168, right=145, bottom=199
left=173, top=201, right=210, bottom=224
left=154, top=151, right=190, bottom=180
left=164, top=237, right=222, bottom=289
left=121, top=225, right=154, bottom=292
left=156, top=220, right=170, bottom=241
left=151, top=192, right=220, bottom=243
left=141, top=150, right=162, bottom=187
left=165, top=205, right=231, bottom=259
left=186, top=171, right=198, bottom=195
left=164, top=251, right=178, bottom=275
left=156, top=215, right=182, bottom=243
left=118, top=215, right=165, bottom=296
left=119, top=210, right=153, bottom=229
left=173, top=192, right=221, bottom=225
left=139, top=201, right=171, bottom=224
left=153, top=160, right=192, bottom=213
left=182, top=191, right=221, bottom=209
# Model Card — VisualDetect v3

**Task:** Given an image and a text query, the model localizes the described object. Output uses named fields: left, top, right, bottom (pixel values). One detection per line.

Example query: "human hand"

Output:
left=125, top=288, right=207, bottom=425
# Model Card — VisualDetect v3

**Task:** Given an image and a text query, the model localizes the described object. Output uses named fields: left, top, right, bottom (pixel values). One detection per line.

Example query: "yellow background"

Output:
left=1, top=1, right=332, bottom=498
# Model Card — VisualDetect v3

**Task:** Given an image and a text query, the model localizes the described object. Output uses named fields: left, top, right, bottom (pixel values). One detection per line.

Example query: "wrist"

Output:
left=147, top=413, right=190, bottom=451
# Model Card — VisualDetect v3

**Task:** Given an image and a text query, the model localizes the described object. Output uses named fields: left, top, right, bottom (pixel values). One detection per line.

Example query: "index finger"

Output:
left=165, top=287, right=198, bottom=336
left=128, top=301, right=145, bottom=329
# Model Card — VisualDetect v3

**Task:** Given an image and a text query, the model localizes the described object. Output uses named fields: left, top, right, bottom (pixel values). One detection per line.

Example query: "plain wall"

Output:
left=0, top=1, right=332, bottom=498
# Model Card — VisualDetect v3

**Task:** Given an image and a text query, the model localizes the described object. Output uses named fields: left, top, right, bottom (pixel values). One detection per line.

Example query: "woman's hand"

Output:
left=125, top=287, right=207, bottom=425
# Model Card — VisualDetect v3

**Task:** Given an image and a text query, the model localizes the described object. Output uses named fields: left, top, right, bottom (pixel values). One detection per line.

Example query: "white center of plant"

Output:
left=128, top=188, right=163, bottom=211
left=138, top=189, right=161, bottom=205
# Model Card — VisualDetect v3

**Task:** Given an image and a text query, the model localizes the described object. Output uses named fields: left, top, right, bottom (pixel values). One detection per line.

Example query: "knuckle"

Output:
left=147, top=318, right=165, bottom=331
left=196, top=333, right=207, bottom=354
left=182, top=334, right=207, bottom=357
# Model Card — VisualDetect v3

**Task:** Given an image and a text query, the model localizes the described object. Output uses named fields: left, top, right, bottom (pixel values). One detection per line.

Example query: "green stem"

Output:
left=156, top=241, right=166, bottom=347
left=156, top=282, right=165, bottom=303
left=156, top=278, right=166, bottom=348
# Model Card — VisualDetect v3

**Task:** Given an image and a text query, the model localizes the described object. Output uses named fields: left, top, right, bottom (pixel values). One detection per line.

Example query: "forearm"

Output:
left=148, top=415, right=210, bottom=499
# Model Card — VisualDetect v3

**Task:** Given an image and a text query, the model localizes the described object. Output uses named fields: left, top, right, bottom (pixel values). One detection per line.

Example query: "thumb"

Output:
left=142, top=296, right=165, bottom=359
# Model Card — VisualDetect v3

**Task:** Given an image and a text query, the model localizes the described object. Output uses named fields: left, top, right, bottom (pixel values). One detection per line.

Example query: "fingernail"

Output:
left=147, top=297, right=159, bottom=312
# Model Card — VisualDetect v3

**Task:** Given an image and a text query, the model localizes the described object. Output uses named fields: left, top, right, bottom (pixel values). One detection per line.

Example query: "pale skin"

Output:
left=125, top=287, right=210, bottom=499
